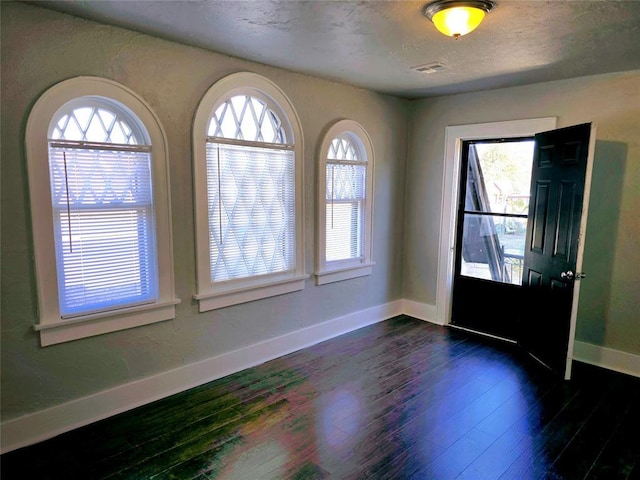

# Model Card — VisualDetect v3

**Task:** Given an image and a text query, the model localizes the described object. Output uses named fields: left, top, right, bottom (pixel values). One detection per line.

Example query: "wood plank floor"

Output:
left=2, top=315, right=639, bottom=479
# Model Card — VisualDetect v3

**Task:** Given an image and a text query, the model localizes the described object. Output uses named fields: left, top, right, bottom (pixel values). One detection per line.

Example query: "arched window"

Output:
left=316, top=120, right=375, bottom=285
left=193, top=73, right=306, bottom=311
left=26, top=77, right=178, bottom=345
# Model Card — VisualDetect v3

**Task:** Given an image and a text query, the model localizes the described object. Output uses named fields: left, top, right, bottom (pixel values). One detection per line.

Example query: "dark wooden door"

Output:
left=520, top=123, right=594, bottom=377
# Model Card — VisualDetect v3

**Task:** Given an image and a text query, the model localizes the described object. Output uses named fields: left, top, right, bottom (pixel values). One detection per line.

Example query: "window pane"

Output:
left=328, top=137, right=361, bottom=162
left=209, top=95, right=287, bottom=144
left=48, top=146, right=156, bottom=315
left=324, top=134, right=366, bottom=265
left=460, top=214, right=527, bottom=285
left=49, top=147, right=152, bottom=207
left=465, top=141, right=534, bottom=214
left=326, top=202, right=362, bottom=262
left=52, top=107, right=141, bottom=144
left=326, top=163, right=366, bottom=201
left=57, top=208, right=155, bottom=314
left=206, top=142, right=295, bottom=282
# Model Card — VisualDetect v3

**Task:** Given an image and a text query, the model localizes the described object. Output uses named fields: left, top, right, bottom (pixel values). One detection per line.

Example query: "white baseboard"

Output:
left=1, top=300, right=403, bottom=454
left=12, top=300, right=635, bottom=456
left=573, top=341, right=640, bottom=378
left=402, top=299, right=441, bottom=324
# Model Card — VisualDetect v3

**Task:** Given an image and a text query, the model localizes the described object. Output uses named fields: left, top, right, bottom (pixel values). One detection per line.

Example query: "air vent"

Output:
left=411, top=62, right=451, bottom=74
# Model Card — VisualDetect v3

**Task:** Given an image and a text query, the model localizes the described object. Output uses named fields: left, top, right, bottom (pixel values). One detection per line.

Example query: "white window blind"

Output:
left=326, top=137, right=367, bottom=262
left=48, top=105, right=157, bottom=317
left=49, top=144, right=156, bottom=316
left=206, top=141, right=295, bottom=282
left=204, top=94, right=296, bottom=284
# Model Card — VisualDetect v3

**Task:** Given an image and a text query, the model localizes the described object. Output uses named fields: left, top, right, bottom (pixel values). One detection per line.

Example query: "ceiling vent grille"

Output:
left=411, top=62, right=451, bottom=74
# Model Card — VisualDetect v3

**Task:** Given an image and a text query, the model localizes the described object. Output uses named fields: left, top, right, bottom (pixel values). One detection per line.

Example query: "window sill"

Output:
left=194, top=273, right=309, bottom=312
left=315, top=262, right=375, bottom=285
left=35, top=299, right=181, bottom=346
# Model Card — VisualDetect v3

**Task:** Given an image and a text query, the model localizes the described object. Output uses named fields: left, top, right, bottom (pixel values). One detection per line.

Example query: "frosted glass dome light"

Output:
left=424, top=0, right=495, bottom=38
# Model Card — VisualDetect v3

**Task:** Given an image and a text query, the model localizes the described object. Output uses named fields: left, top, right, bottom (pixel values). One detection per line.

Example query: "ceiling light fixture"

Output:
left=423, top=0, right=495, bottom=39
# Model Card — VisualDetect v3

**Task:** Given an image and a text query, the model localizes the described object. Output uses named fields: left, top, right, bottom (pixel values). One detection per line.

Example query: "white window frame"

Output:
left=315, top=120, right=375, bottom=285
left=192, top=72, right=307, bottom=312
left=26, top=77, right=179, bottom=346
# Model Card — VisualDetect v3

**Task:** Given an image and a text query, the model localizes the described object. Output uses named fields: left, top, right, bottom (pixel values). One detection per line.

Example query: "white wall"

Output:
left=0, top=3, right=408, bottom=422
left=2, top=0, right=639, bottom=452
left=404, top=70, right=640, bottom=356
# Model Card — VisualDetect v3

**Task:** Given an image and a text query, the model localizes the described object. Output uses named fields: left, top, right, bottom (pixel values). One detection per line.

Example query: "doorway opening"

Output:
left=451, top=138, right=535, bottom=339
left=435, top=118, right=557, bottom=328
left=457, top=139, right=535, bottom=285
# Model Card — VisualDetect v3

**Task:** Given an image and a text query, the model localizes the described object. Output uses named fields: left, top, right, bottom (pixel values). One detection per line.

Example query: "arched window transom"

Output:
left=329, top=137, right=358, bottom=161
left=207, top=95, right=286, bottom=144
left=51, top=104, right=142, bottom=144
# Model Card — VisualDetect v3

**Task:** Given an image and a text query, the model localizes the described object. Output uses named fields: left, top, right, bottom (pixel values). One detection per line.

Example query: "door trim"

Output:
left=436, top=118, right=557, bottom=326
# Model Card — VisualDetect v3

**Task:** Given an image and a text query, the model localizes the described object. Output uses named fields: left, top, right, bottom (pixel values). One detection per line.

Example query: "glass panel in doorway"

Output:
left=459, top=140, right=534, bottom=285
left=460, top=214, right=527, bottom=284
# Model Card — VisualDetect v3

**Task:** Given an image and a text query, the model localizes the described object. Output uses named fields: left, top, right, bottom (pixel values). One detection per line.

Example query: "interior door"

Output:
left=520, top=123, right=595, bottom=378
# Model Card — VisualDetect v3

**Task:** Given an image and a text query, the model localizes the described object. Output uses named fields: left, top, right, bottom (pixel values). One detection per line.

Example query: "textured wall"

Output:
left=0, top=3, right=408, bottom=420
left=404, top=70, right=640, bottom=355
left=3, top=1, right=638, bottom=427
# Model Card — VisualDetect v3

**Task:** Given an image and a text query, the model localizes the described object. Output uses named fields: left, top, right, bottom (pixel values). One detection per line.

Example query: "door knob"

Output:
left=560, top=271, right=587, bottom=280
left=561, top=270, right=574, bottom=280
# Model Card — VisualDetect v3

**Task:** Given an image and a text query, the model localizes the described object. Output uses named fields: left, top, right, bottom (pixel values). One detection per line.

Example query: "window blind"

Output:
left=326, top=162, right=366, bottom=262
left=48, top=144, right=157, bottom=316
left=206, top=141, right=295, bottom=282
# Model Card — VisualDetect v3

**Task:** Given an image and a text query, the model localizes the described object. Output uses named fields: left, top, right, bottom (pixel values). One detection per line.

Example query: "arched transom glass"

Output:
left=329, top=137, right=360, bottom=161
left=51, top=105, right=141, bottom=145
left=207, top=95, right=287, bottom=144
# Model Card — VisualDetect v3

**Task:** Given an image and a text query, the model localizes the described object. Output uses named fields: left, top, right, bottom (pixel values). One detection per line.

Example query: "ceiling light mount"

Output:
left=423, top=0, right=495, bottom=39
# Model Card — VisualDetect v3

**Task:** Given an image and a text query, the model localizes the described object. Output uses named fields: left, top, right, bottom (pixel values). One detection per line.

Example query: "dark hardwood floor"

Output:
left=2, top=315, right=639, bottom=479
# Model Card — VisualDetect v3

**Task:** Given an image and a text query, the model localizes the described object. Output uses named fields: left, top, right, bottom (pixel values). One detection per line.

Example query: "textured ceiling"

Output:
left=29, top=0, right=640, bottom=98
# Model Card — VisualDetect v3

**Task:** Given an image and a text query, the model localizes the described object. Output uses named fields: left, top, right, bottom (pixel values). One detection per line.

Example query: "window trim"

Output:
left=192, top=72, right=307, bottom=312
left=26, top=76, right=179, bottom=346
left=315, top=120, right=375, bottom=285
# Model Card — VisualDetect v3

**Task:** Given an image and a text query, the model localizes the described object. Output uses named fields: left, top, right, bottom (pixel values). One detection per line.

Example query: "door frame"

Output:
left=436, top=117, right=597, bottom=379
left=450, top=137, right=535, bottom=341
left=435, top=118, right=557, bottom=326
